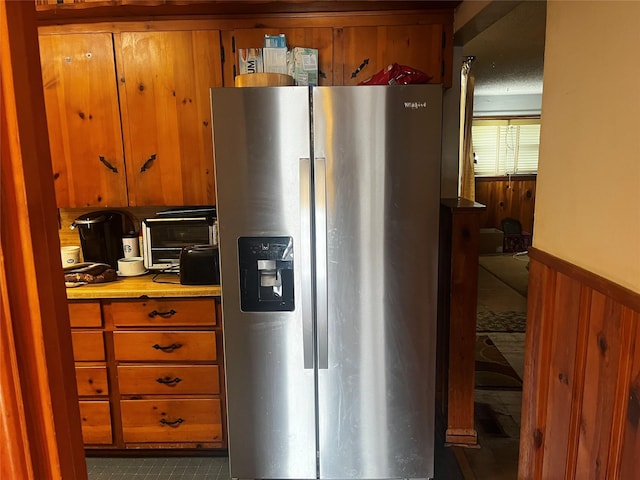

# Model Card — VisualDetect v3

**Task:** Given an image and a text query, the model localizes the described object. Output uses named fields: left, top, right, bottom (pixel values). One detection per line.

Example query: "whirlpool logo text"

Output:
left=404, top=101, right=428, bottom=110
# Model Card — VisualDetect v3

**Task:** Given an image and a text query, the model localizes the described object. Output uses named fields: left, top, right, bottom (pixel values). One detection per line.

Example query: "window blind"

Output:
left=472, top=119, right=540, bottom=176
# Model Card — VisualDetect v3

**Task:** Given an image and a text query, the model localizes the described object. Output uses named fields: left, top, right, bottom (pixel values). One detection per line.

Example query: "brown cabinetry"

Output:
left=78, top=401, right=113, bottom=445
left=222, top=27, right=333, bottom=87
left=223, top=18, right=452, bottom=88
left=339, top=24, right=447, bottom=86
left=67, top=296, right=225, bottom=450
left=120, top=398, right=222, bottom=444
left=39, top=24, right=223, bottom=208
left=69, top=301, right=112, bottom=445
left=39, top=33, right=128, bottom=208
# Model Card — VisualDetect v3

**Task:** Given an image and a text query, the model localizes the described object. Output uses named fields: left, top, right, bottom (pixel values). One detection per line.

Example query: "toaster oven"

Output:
left=142, top=216, right=217, bottom=271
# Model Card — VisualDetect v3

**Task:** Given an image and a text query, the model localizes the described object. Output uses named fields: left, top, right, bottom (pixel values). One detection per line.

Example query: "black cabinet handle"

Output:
left=156, top=376, right=182, bottom=385
left=98, top=156, right=118, bottom=173
left=152, top=343, right=182, bottom=352
left=140, top=153, right=157, bottom=173
left=148, top=309, right=176, bottom=318
left=350, top=58, right=369, bottom=79
left=159, top=418, right=184, bottom=427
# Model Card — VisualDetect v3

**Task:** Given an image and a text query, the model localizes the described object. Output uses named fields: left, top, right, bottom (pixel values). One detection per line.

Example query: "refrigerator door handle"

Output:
left=300, top=157, right=314, bottom=369
left=314, top=157, right=329, bottom=370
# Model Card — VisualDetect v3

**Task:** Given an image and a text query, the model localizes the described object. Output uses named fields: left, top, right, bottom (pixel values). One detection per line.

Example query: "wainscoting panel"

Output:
left=519, top=248, right=640, bottom=480
left=475, top=175, right=536, bottom=234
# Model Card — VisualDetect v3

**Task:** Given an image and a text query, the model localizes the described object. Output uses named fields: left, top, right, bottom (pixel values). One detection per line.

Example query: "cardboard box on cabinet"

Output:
left=263, top=47, right=288, bottom=74
left=238, top=48, right=263, bottom=74
left=288, top=47, right=319, bottom=86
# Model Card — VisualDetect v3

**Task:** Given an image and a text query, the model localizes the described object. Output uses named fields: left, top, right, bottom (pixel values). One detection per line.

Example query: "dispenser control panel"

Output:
left=238, top=236, right=294, bottom=312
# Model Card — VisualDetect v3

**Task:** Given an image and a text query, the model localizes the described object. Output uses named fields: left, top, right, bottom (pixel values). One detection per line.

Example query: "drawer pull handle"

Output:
left=152, top=343, right=183, bottom=352
left=148, top=309, right=177, bottom=318
left=140, top=153, right=157, bottom=173
left=159, top=418, right=184, bottom=427
left=156, top=376, right=182, bottom=385
left=98, top=155, right=119, bottom=173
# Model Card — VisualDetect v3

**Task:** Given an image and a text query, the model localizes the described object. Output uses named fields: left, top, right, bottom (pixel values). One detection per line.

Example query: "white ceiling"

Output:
left=460, top=0, right=546, bottom=115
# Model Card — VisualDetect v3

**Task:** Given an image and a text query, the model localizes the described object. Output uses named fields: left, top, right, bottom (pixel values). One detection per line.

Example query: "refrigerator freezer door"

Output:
left=211, top=87, right=316, bottom=479
left=313, top=86, right=443, bottom=479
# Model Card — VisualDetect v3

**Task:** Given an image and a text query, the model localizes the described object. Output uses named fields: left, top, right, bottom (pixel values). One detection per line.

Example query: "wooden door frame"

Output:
left=1, top=1, right=87, bottom=478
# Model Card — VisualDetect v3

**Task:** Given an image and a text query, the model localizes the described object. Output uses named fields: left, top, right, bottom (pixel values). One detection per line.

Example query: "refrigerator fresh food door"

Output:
left=313, top=85, right=443, bottom=479
left=211, top=87, right=316, bottom=479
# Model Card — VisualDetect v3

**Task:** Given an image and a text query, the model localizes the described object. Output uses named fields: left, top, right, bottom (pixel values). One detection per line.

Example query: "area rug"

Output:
left=479, top=254, right=530, bottom=297
left=477, top=310, right=527, bottom=333
left=475, top=335, right=522, bottom=390
left=474, top=401, right=509, bottom=437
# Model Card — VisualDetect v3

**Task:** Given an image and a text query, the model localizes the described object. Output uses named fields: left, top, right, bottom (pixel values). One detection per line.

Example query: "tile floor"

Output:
left=85, top=255, right=527, bottom=480
left=85, top=456, right=229, bottom=480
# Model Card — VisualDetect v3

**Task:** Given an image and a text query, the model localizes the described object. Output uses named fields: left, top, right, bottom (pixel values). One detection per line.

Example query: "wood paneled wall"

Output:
left=519, top=247, right=640, bottom=479
left=475, top=175, right=536, bottom=234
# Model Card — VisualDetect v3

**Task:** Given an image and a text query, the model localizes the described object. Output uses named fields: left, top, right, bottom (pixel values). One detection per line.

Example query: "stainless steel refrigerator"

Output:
left=210, top=85, right=442, bottom=480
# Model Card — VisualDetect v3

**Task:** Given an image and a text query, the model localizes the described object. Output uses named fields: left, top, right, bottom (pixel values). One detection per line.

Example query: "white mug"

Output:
left=61, top=246, right=81, bottom=266
left=122, top=234, right=140, bottom=258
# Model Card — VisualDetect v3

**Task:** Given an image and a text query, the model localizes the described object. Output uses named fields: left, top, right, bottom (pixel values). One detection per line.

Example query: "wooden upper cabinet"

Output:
left=225, top=27, right=333, bottom=87
left=340, top=24, right=445, bottom=86
left=117, top=30, right=223, bottom=206
left=39, top=33, right=128, bottom=208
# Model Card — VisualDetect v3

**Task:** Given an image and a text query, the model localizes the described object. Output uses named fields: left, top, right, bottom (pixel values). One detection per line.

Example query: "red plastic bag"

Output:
left=358, top=63, right=433, bottom=85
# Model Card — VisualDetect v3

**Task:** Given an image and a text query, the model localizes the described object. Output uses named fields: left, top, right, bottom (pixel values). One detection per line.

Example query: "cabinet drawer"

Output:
left=121, top=398, right=222, bottom=443
left=79, top=400, right=112, bottom=445
left=113, top=331, right=216, bottom=361
left=110, top=298, right=216, bottom=327
left=118, top=365, right=219, bottom=395
left=71, top=331, right=105, bottom=361
left=68, top=301, right=102, bottom=327
left=75, top=365, right=109, bottom=397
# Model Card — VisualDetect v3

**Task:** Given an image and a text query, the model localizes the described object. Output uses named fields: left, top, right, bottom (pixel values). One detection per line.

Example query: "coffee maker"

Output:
left=72, top=210, right=134, bottom=269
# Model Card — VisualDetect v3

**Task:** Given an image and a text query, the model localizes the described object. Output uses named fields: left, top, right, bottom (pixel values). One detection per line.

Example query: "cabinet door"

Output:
left=340, top=24, right=444, bottom=85
left=227, top=27, right=333, bottom=86
left=39, top=33, right=128, bottom=207
left=118, top=30, right=223, bottom=206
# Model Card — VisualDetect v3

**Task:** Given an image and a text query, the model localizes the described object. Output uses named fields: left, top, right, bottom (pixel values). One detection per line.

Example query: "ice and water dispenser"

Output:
left=238, top=237, right=295, bottom=312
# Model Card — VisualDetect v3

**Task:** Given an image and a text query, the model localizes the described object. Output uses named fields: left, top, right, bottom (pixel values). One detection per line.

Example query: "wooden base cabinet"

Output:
left=121, top=399, right=222, bottom=444
left=67, top=297, right=225, bottom=450
left=69, top=302, right=111, bottom=446
left=79, top=401, right=113, bottom=445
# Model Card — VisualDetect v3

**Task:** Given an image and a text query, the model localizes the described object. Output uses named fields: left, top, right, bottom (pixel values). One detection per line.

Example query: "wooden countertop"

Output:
left=66, top=272, right=221, bottom=299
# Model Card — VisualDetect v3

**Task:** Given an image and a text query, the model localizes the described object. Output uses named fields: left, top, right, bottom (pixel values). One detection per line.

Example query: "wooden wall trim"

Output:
left=0, top=252, right=34, bottom=480
left=1, top=1, right=87, bottom=478
left=35, top=1, right=456, bottom=22
left=37, top=10, right=453, bottom=33
left=528, top=247, right=640, bottom=312
left=518, top=247, right=640, bottom=480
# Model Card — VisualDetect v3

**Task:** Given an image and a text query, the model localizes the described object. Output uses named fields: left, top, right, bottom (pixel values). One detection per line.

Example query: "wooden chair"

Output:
left=501, top=217, right=532, bottom=253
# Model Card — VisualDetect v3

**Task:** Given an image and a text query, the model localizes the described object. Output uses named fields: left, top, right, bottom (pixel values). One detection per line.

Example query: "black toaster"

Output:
left=179, top=245, right=220, bottom=285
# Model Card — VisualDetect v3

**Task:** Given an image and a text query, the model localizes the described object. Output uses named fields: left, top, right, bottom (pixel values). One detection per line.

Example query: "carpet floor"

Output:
left=479, top=253, right=530, bottom=297
left=475, top=335, right=523, bottom=390
left=477, top=310, right=526, bottom=333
